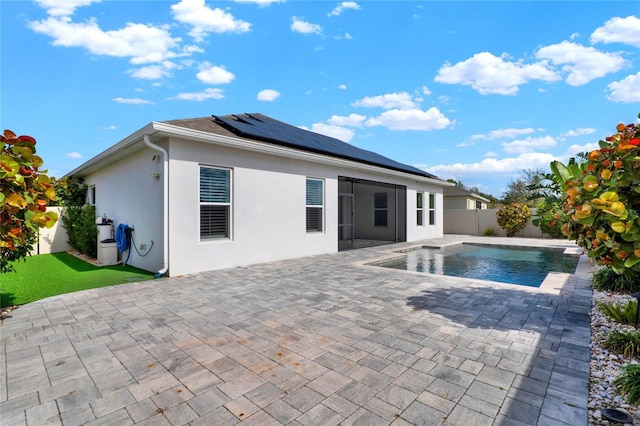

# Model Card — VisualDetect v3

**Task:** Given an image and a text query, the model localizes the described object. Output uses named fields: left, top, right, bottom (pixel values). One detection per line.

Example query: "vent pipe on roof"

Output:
left=143, top=134, right=169, bottom=278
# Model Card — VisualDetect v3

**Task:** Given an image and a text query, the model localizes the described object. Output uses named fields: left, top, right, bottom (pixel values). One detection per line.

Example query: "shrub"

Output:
left=598, top=299, right=638, bottom=325
left=496, top=203, right=531, bottom=237
left=52, top=177, right=87, bottom=206
left=615, top=364, right=640, bottom=405
left=603, top=330, right=640, bottom=358
left=550, top=115, right=640, bottom=279
left=1, top=130, right=58, bottom=273
left=592, top=267, right=640, bottom=293
left=532, top=199, right=566, bottom=238
left=62, top=205, right=97, bottom=258
left=483, top=227, right=496, bottom=236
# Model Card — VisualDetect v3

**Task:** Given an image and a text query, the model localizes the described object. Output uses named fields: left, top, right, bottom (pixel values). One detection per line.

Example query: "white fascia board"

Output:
left=151, top=122, right=451, bottom=187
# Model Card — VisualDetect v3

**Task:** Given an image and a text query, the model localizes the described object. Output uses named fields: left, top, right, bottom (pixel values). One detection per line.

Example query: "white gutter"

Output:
left=143, top=134, right=169, bottom=278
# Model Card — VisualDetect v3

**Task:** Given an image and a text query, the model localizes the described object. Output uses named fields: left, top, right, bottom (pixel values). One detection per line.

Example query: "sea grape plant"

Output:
left=496, top=202, right=531, bottom=237
left=1, top=130, right=58, bottom=273
left=550, top=115, right=640, bottom=277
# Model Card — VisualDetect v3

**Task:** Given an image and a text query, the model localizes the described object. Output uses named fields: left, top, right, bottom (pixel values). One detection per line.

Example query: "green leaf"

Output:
left=625, top=256, right=640, bottom=268
left=550, top=161, right=573, bottom=184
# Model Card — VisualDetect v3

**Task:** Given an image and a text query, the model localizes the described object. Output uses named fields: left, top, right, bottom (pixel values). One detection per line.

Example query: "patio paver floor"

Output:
left=1, top=236, right=592, bottom=425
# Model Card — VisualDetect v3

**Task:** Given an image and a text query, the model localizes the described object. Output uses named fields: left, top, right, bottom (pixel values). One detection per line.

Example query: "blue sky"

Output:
left=2, top=0, right=639, bottom=198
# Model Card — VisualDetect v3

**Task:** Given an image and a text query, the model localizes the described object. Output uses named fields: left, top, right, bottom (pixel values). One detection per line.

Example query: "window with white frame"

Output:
left=88, top=185, right=96, bottom=206
left=428, top=193, right=436, bottom=225
left=306, top=178, right=324, bottom=232
left=374, top=192, right=388, bottom=227
left=200, top=166, right=231, bottom=240
left=417, top=192, right=424, bottom=226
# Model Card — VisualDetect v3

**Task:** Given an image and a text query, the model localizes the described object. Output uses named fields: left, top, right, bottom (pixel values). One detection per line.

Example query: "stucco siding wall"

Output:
left=167, top=137, right=445, bottom=276
left=168, top=139, right=338, bottom=276
left=82, top=146, right=165, bottom=273
left=407, top=190, right=443, bottom=242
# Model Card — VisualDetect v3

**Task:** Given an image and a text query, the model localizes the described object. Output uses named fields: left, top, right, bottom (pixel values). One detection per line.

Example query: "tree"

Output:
left=52, top=176, right=87, bottom=206
left=526, top=169, right=568, bottom=238
left=1, top=130, right=58, bottom=273
left=446, top=178, right=465, bottom=187
left=550, top=115, right=640, bottom=278
left=502, top=169, right=548, bottom=206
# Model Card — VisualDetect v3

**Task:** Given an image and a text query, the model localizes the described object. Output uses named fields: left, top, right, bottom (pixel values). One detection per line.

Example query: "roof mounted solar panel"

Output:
left=212, top=113, right=438, bottom=179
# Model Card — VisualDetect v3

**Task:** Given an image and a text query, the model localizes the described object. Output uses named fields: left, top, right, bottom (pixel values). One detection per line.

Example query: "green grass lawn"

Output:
left=1, top=253, right=155, bottom=307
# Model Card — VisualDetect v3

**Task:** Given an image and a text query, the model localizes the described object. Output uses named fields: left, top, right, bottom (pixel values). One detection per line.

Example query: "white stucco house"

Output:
left=66, top=113, right=451, bottom=277
left=443, top=186, right=490, bottom=210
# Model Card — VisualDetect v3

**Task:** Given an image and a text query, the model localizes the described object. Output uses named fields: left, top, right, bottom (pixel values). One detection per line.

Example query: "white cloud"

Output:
left=426, top=152, right=557, bottom=177
left=35, top=0, right=100, bottom=16
left=485, top=151, right=497, bottom=158
left=129, top=62, right=177, bottom=80
left=327, top=113, right=367, bottom=127
left=196, top=63, right=235, bottom=84
left=560, top=128, right=597, bottom=138
left=291, top=17, right=322, bottom=35
left=328, top=2, right=361, bottom=17
left=176, top=88, right=224, bottom=101
left=182, top=45, right=204, bottom=55
left=365, top=107, right=452, bottom=131
left=29, top=17, right=181, bottom=65
left=113, top=97, right=154, bottom=105
left=171, top=0, right=251, bottom=42
left=352, top=92, right=417, bottom=110
left=502, top=136, right=557, bottom=154
left=435, top=52, right=560, bottom=95
left=535, top=41, right=627, bottom=86
left=564, top=142, right=600, bottom=158
left=65, top=151, right=83, bottom=159
left=257, top=89, right=281, bottom=101
left=338, top=84, right=347, bottom=90
left=334, top=32, right=353, bottom=40
left=457, top=141, right=474, bottom=147
left=309, top=123, right=354, bottom=142
left=470, top=127, right=535, bottom=141
left=99, top=125, right=117, bottom=130
left=591, top=16, right=640, bottom=48
left=421, top=86, right=432, bottom=96
left=233, top=0, right=284, bottom=6
left=607, top=72, right=640, bottom=103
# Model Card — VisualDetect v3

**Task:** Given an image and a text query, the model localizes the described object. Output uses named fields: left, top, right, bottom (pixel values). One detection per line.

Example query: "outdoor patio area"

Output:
left=0, top=236, right=592, bottom=425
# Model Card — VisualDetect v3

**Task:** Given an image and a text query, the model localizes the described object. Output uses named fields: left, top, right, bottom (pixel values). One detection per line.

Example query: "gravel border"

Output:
left=589, top=289, right=640, bottom=424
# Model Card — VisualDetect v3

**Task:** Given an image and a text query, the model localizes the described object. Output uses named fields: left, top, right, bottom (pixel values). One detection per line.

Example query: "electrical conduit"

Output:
left=143, top=134, right=169, bottom=278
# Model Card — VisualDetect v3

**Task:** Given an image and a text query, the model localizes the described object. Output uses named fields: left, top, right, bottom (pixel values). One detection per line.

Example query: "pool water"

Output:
left=378, top=244, right=579, bottom=287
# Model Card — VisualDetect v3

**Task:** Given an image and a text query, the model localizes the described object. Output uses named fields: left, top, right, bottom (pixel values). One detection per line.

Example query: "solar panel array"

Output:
left=213, top=113, right=437, bottom=179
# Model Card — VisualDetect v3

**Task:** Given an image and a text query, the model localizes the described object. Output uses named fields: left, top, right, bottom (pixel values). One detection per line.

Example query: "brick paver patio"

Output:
left=1, top=236, right=592, bottom=425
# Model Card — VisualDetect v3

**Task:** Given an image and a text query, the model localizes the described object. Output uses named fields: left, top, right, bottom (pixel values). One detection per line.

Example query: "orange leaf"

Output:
left=17, top=135, right=36, bottom=145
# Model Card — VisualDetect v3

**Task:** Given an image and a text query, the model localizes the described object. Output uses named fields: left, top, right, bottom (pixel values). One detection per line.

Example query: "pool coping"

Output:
left=350, top=238, right=588, bottom=295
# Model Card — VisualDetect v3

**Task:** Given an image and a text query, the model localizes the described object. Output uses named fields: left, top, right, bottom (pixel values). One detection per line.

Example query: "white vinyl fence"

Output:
left=33, top=207, right=72, bottom=254
left=443, top=208, right=545, bottom=238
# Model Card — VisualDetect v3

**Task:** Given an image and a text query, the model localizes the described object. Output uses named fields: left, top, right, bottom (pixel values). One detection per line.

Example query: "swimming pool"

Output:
left=376, top=243, right=580, bottom=287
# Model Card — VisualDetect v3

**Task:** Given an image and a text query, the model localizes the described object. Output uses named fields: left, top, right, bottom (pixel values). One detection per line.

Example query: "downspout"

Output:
left=143, top=134, right=169, bottom=278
